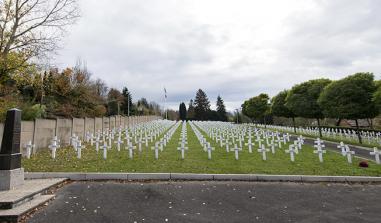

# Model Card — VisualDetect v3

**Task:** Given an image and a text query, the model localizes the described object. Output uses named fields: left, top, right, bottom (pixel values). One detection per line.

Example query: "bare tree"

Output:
left=0, top=0, right=80, bottom=79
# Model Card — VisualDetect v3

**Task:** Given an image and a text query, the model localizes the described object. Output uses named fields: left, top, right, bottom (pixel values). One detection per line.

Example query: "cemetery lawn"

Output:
left=23, top=123, right=381, bottom=176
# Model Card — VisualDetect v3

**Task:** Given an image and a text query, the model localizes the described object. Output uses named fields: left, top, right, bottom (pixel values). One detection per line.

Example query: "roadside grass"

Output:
left=22, top=123, right=381, bottom=176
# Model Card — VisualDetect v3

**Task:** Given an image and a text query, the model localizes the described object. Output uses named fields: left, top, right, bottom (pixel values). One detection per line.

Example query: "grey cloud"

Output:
left=55, top=0, right=381, bottom=112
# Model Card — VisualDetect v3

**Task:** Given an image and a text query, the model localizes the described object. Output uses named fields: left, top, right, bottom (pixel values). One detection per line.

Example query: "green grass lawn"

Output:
left=22, top=123, right=381, bottom=176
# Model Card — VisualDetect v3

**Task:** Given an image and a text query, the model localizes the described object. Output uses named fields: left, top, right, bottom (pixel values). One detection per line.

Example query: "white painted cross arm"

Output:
left=370, top=147, right=381, bottom=164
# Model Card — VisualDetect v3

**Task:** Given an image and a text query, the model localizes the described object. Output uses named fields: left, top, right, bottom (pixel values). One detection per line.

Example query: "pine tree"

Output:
left=187, top=99, right=195, bottom=120
left=216, top=95, right=228, bottom=121
left=121, top=87, right=134, bottom=116
left=179, top=102, right=187, bottom=120
left=194, top=89, right=211, bottom=120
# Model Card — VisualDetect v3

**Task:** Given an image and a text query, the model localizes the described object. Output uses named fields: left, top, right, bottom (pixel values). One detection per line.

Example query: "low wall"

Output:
left=0, top=116, right=161, bottom=155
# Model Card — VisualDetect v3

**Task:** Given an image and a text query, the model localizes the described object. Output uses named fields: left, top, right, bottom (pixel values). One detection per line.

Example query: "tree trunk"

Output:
left=292, top=117, right=296, bottom=133
left=335, top=118, right=341, bottom=127
left=368, top=118, right=374, bottom=130
left=317, top=118, right=322, bottom=138
left=263, top=116, right=267, bottom=129
left=355, top=119, right=363, bottom=144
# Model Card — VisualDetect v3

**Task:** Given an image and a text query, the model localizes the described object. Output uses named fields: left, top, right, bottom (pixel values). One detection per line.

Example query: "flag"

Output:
left=164, top=88, right=167, bottom=99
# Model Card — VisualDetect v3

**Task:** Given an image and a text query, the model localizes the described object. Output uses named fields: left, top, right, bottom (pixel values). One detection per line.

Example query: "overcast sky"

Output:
left=55, top=0, right=381, bottom=112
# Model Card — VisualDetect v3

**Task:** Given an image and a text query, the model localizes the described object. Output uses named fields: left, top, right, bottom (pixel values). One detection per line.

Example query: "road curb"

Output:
left=25, top=172, right=381, bottom=183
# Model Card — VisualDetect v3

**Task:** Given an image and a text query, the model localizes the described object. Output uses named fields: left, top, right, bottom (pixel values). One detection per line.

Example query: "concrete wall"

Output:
left=95, top=118, right=102, bottom=133
left=56, top=119, right=72, bottom=146
left=0, top=116, right=161, bottom=155
left=85, top=118, right=95, bottom=134
left=72, top=118, right=85, bottom=139
left=20, top=121, right=34, bottom=155
left=0, top=123, right=3, bottom=149
left=103, top=117, right=110, bottom=131
left=34, top=119, right=56, bottom=152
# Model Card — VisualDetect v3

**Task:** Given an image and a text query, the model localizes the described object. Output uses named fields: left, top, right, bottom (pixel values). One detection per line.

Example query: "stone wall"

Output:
left=0, top=116, right=161, bottom=155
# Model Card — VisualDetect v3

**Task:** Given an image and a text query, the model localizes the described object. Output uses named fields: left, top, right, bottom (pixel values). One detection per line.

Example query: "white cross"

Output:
left=285, top=144, right=297, bottom=162
left=90, top=133, right=95, bottom=146
left=107, top=133, right=113, bottom=149
left=231, top=144, right=242, bottom=160
left=293, top=140, right=299, bottom=154
left=48, top=140, right=60, bottom=159
left=222, top=138, right=232, bottom=153
left=245, top=139, right=255, bottom=153
left=102, top=143, right=108, bottom=160
left=127, top=143, right=136, bottom=159
left=275, top=137, right=282, bottom=149
left=114, top=137, right=124, bottom=152
left=70, top=134, right=77, bottom=147
left=256, top=137, right=264, bottom=148
left=206, top=143, right=214, bottom=160
left=151, top=142, right=160, bottom=160
left=24, top=141, right=35, bottom=159
left=76, top=140, right=85, bottom=159
left=337, top=142, right=346, bottom=156
left=269, top=140, right=277, bottom=154
left=177, top=144, right=188, bottom=160
left=137, top=138, right=143, bottom=153
left=342, top=145, right=355, bottom=164
left=257, top=144, right=270, bottom=161
left=95, top=135, right=102, bottom=153
left=370, top=148, right=381, bottom=164
left=313, top=146, right=326, bottom=163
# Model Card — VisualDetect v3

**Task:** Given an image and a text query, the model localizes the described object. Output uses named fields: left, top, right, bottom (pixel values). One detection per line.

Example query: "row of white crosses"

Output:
left=260, top=123, right=381, bottom=146
left=192, top=121, right=294, bottom=161
left=177, top=121, right=188, bottom=159
left=189, top=121, right=215, bottom=160
left=194, top=121, right=245, bottom=160
left=151, top=121, right=181, bottom=159
left=43, top=120, right=175, bottom=160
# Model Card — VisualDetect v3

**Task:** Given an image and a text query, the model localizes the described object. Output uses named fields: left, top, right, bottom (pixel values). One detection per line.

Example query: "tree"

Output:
left=319, top=73, right=377, bottom=144
left=373, top=80, right=381, bottom=114
left=179, top=102, right=187, bottom=120
left=271, top=90, right=297, bottom=133
left=187, top=99, right=195, bottom=120
left=107, top=88, right=123, bottom=116
left=121, top=87, right=134, bottom=116
left=194, top=89, right=210, bottom=120
left=286, top=79, right=331, bottom=137
left=216, top=95, right=227, bottom=121
left=242, top=93, right=270, bottom=125
left=0, top=0, right=80, bottom=80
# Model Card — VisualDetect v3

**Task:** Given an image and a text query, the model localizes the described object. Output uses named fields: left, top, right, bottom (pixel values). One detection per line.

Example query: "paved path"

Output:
left=290, top=135, right=375, bottom=161
left=28, top=181, right=381, bottom=223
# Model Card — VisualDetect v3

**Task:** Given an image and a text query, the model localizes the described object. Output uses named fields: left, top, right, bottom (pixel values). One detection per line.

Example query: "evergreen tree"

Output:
left=187, top=99, right=195, bottom=120
left=179, top=102, right=187, bottom=120
left=216, top=95, right=228, bottom=121
left=121, top=87, right=134, bottom=116
left=194, top=89, right=211, bottom=120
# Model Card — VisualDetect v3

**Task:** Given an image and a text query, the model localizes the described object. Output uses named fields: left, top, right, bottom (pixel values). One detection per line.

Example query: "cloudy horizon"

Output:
left=54, top=0, right=381, bottom=112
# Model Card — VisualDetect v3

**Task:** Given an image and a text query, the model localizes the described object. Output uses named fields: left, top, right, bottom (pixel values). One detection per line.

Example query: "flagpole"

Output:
left=164, top=87, right=168, bottom=120
left=165, top=96, right=168, bottom=120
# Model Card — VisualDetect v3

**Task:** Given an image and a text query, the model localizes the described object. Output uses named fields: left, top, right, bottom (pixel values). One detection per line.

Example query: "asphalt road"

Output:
left=27, top=181, right=381, bottom=223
